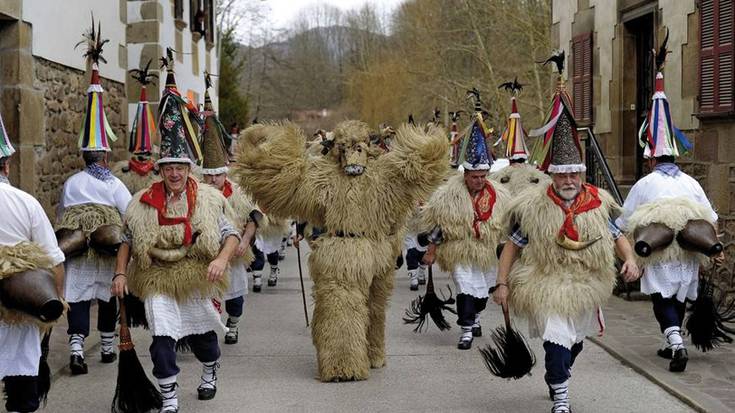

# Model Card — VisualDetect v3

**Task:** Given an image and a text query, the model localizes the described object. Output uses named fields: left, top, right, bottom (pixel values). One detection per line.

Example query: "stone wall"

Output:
left=33, top=57, right=128, bottom=219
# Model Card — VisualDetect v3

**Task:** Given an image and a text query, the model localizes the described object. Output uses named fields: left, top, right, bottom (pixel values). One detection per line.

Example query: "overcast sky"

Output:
left=264, top=0, right=404, bottom=29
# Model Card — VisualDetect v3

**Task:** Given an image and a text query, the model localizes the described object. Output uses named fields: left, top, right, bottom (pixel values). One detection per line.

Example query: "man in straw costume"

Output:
left=232, top=120, right=447, bottom=381
left=199, top=73, right=258, bottom=344
left=491, top=78, right=549, bottom=196
left=111, top=52, right=240, bottom=412
left=616, top=34, right=721, bottom=373
left=56, top=20, right=132, bottom=375
left=112, top=60, right=159, bottom=195
left=420, top=111, right=510, bottom=350
left=493, top=54, right=639, bottom=413
left=0, top=112, right=66, bottom=413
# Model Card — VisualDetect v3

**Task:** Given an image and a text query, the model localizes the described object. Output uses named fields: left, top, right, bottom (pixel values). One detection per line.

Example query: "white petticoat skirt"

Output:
left=403, top=232, right=427, bottom=252
left=64, top=254, right=114, bottom=303
left=452, top=264, right=497, bottom=299
left=255, top=234, right=282, bottom=255
left=224, top=259, right=248, bottom=300
left=641, top=258, right=700, bottom=302
left=145, top=294, right=227, bottom=341
left=528, top=308, right=604, bottom=349
left=0, top=322, right=41, bottom=378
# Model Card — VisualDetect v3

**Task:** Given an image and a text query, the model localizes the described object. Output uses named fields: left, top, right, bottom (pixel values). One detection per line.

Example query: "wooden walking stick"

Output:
left=296, top=243, right=310, bottom=327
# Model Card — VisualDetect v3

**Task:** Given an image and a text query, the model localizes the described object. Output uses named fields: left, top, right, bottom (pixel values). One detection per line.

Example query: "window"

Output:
left=174, top=0, right=184, bottom=21
left=205, top=0, right=215, bottom=44
left=699, top=0, right=734, bottom=114
left=572, top=32, right=593, bottom=124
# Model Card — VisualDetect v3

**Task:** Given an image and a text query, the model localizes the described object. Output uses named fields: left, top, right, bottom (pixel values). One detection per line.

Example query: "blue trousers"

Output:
left=150, top=331, right=221, bottom=379
left=249, top=245, right=278, bottom=271
left=3, top=376, right=39, bottom=412
left=66, top=299, right=117, bottom=336
left=405, top=248, right=425, bottom=271
left=544, top=341, right=584, bottom=385
left=225, top=296, right=244, bottom=318
left=650, top=293, right=686, bottom=333
left=456, top=294, right=488, bottom=326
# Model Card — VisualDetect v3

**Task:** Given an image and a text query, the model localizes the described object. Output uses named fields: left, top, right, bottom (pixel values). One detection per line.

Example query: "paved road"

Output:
left=38, top=244, right=693, bottom=413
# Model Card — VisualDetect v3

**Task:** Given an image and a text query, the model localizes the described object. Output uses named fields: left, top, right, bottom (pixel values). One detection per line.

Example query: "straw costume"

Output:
left=419, top=113, right=510, bottom=349
left=1, top=113, right=66, bottom=413
left=232, top=120, right=448, bottom=382
left=57, top=20, right=132, bottom=375
left=112, top=60, right=160, bottom=195
left=616, top=32, right=719, bottom=373
left=496, top=51, right=634, bottom=413
left=490, top=79, right=549, bottom=196
left=113, top=51, right=241, bottom=412
left=199, top=72, right=258, bottom=344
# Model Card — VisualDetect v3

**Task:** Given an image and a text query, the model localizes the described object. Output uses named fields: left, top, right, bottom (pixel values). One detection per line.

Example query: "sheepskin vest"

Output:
left=56, top=203, right=122, bottom=233
left=490, top=163, right=550, bottom=197
left=112, top=160, right=160, bottom=196
left=508, top=183, right=619, bottom=319
left=626, top=196, right=713, bottom=267
left=125, top=182, right=228, bottom=302
left=0, top=242, right=58, bottom=332
left=420, top=174, right=511, bottom=272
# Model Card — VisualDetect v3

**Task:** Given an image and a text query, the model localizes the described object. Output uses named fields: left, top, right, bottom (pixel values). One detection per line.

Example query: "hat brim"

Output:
left=201, top=166, right=229, bottom=175
left=156, top=157, right=195, bottom=166
left=462, top=161, right=491, bottom=171
left=548, top=163, right=586, bottom=173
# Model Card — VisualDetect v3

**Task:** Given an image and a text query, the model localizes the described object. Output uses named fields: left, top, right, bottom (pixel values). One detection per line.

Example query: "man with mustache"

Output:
left=111, top=55, right=240, bottom=412
left=493, top=77, right=638, bottom=413
left=420, top=112, right=510, bottom=350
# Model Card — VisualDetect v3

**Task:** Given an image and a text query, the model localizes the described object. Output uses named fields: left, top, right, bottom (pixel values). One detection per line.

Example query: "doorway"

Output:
left=622, top=12, right=655, bottom=181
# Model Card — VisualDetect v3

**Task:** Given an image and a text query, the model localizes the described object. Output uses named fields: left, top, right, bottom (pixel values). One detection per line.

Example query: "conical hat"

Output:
left=460, top=113, right=492, bottom=171
left=529, top=80, right=585, bottom=173
left=639, top=72, right=692, bottom=159
left=157, top=51, right=202, bottom=165
left=78, top=65, right=117, bottom=152
left=501, top=97, right=529, bottom=160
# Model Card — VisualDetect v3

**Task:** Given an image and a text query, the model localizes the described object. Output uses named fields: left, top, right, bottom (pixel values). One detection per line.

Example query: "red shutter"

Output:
left=700, top=0, right=734, bottom=113
left=572, top=33, right=593, bottom=123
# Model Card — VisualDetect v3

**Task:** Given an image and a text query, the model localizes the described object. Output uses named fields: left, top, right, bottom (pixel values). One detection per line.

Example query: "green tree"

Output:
left=218, top=27, right=249, bottom=129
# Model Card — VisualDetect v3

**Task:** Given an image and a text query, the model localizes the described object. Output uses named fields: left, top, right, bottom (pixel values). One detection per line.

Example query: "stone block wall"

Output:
left=33, top=57, right=128, bottom=219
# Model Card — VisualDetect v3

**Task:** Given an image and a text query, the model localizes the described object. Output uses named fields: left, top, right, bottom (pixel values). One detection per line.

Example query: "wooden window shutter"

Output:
left=699, top=0, right=734, bottom=113
left=174, top=0, right=184, bottom=20
left=572, top=33, right=593, bottom=123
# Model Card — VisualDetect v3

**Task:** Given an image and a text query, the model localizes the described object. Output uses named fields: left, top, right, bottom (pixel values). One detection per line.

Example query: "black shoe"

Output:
left=253, top=284, right=262, bottom=292
left=267, top=278, right=277, bottom=287
left=101, top=352, right=117, bottom=364
left=472, top=326, right=482, bottom=337
left=224, top=330, right=238, bottom=345
left=457, top=337, right=473, bottom=350
left=409, top=283, right=418, bottom=291
left=657, top=348, right=673, bottom=359
left=69, top=355, right=88, bottom=375
left=669, top=348, right=688, bottom=372
left=197, top=386, right=217, bottom=401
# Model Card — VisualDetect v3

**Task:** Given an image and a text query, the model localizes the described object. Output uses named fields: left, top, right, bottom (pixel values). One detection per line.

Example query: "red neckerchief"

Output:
left=128, top=158, right=155, bottom=176
left=140, top=177, right=198, bottom=246
left=546, top=183, right=602, bottom=241
left=222, top=179, right=233, bottom=199
left=472, top=181, right=496, bottom=239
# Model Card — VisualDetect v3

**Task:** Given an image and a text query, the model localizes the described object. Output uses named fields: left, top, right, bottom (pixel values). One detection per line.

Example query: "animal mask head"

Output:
left=330, top=121, right=373, bottom=176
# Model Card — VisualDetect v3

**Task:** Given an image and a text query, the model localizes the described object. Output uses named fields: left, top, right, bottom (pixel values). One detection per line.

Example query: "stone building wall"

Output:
left=33, top=57, right=128, bottom=219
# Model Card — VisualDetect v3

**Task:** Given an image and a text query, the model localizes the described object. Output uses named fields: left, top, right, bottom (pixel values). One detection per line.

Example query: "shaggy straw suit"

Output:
left=232, top=120, right=448, bottom=381
left=507, top=184, right=621, bottom=320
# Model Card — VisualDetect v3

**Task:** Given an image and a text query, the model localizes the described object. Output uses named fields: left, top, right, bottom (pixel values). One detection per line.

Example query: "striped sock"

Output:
left=100, top=332, right=115, bottom=355
left=664, top=326, right=684, bottom=351
left=200, top=361, right=219, bottom=390
left=69, top=334, right=84, bottom=357
left=550, top=380, right=570, bottom=413
left=158, top=376, right=178, bottom=410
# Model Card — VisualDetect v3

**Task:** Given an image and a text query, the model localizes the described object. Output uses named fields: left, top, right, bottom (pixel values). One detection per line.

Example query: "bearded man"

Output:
left=493, top=78, right=638, bottom=413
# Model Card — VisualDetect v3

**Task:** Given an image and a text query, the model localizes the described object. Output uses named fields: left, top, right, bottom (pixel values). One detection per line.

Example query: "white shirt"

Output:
left=616, top=170, right=717, bottom=231
left=60, top=171, right=132, bottom=215
left=0, top=182, right=65, bottom=265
